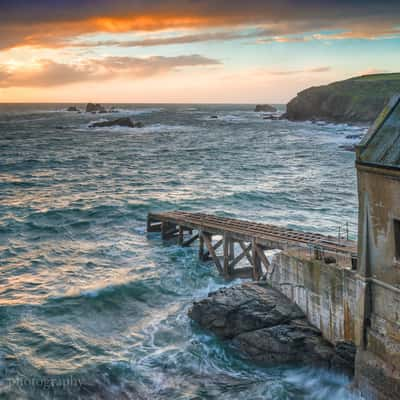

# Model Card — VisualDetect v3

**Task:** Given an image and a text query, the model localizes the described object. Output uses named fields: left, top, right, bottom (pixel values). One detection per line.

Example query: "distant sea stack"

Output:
left=254, top=104, right=277, bottom=112
left=284, top=73, right=400, bottom=123
left=89, top=117, right=143, bottom=128
left=86, top=103, right=106, bottom=113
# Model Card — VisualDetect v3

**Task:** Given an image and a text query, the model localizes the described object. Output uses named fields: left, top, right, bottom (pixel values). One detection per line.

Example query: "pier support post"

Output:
left=161, top=222, right=178, bottom=240
left=223, top=233, right=231, bottom=277
left=202, top=232, right=223, bottom=275
left=199, top=232, right=205, bottom=261
left=178, top=226, right=184, bottom=245
left=252, top=239, right=262, bottom=280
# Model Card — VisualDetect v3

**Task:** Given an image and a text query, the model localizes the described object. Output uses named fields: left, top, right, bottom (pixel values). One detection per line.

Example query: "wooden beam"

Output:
left=182, top=233, right=199, bottom=247
left=147, top=215, right=162, bottom=232
left=213, top=238, right=224, bottom=251
left=229, top=243, right=251, bottom=269
left=238, top=241, right=253, bottom=265
left=254, top=243, right=270, bottom=273
left=202, top=233, right=223, bottom=275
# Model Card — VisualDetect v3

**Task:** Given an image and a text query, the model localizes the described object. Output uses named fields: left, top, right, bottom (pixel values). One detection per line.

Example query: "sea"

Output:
left=0, top=103, right=366, bottom=399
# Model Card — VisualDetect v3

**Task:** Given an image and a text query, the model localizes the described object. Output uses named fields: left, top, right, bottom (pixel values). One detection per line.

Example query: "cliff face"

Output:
left=284, top=73, right=400, bottom=123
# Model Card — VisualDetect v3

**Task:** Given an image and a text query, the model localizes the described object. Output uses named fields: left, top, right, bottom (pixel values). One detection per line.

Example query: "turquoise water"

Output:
left=0, top=104, right=364, bottom=399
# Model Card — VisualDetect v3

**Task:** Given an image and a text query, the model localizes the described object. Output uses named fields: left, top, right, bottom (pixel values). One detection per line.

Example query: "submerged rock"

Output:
left=189, top=283, right=339, bottom=368
left=66, top=106, right=80, bottom=112
left=86, top=103, right=106, bottom=113
left=89, top=117, right=144, bottom=128
left=254, top=104, right=277, bottom=112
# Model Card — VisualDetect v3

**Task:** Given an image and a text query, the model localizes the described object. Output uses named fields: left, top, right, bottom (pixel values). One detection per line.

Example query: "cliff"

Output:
left=284, top=73, right=400, bottom=123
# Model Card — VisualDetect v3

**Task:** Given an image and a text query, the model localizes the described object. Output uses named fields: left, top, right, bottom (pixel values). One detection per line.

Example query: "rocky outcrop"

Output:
left=66, top=106, right=80, bottom=112
left=283, top=73, right=400, bottom=123
left=254, top=104, right=277, bottom=112
left=89, top=117, right=144, bottom=128
left=189, top=283, right=337, bottom=367
left=86, top=103, right=106, bottom=113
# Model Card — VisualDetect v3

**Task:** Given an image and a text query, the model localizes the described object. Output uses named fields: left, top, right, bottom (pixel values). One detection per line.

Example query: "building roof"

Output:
left=357, top=94, right=400, bottom=168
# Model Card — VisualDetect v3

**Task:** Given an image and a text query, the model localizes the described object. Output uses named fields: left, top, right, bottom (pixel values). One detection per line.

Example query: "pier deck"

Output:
left=147, top=211, right=357, bottom=280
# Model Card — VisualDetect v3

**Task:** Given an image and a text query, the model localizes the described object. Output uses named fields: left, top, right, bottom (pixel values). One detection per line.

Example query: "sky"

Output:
left=0, top=0, right=399, bottom=103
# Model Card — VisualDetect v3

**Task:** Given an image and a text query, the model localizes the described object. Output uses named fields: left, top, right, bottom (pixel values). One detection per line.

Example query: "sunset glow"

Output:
left=0, top=1, right=399, bottom=103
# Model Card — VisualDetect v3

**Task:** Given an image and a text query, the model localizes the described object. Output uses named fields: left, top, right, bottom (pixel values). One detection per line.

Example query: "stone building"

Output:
left=355, top=95, right=400, bottom=399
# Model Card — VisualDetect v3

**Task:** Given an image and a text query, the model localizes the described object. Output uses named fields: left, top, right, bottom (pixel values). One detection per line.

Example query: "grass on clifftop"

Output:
left=351, top=73, right=400, bottom=82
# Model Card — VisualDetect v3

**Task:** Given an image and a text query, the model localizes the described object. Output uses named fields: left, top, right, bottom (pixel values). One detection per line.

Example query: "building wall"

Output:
left=355, top=163, right=400, bottom=400
left=357, top=164, right=400, bottom=284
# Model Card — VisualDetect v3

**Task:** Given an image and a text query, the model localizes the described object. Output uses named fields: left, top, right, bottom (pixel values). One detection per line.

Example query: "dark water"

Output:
left=0, top=104, right=364, bottom=399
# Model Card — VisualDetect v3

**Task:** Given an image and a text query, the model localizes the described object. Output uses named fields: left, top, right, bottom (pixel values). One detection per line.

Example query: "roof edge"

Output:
left=356, top=94, right=400, bottom=161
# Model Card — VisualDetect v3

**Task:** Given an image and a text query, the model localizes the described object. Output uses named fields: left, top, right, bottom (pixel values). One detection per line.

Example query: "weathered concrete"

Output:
left=354, top=95, right=400, bottom=399
left=354, top=164, right=400, bottom=400
left=268, top=251, right=361, bottom=345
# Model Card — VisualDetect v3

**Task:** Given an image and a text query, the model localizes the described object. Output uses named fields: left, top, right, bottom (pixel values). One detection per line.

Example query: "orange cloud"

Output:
left=0, top=55, right=221, bottom=87
left=1, top=2, right=400, bottom=50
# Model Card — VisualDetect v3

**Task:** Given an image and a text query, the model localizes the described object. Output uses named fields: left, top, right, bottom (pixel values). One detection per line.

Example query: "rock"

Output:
left=233, top=319, right=333, bottom=365
left=331, top=341, right=356, bottom=376
left=86, top=103, right=106, bottom=113
left=254, top=104, right=277, bottom=112
left=89, top=117, right=144, bottom=128
left=66, top=106, right=79, bottom=112
left=189, top=283, right=335, bottom=367
left=283, top=73, right=400, bottom=123
left=340, top=144, right=356, bottom=152
left=263, top=114, right=280, bottom=120
left=345, top=134, right=363, bottom=140
left=210, top=115, right=218, bottom=119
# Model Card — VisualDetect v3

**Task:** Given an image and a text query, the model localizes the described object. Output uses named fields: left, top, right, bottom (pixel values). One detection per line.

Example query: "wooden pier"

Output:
left=147, top=211, right=357, bottom=280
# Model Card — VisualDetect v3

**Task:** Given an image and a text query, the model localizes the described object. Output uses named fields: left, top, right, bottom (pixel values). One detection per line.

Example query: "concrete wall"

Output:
left=268, top=252, right=362, bottom=344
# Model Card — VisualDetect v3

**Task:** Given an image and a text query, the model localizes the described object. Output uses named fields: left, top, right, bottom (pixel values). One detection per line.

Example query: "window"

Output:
left=394, top=220, right=400, bottom=261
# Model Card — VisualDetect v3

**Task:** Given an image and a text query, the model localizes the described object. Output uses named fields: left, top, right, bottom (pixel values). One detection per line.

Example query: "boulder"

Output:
left=89, top=117, right=144, bottom=128
left=66, top=106, right=79, bottom=112
left=254, top=104, right=277, bottom=112
left=189, top=283, right=341, bottom=369
left=86, top=103, right=107, bottom=113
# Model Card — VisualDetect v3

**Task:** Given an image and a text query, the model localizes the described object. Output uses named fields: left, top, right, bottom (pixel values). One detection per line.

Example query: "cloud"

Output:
left=0, top=55, right=221, bottom=87
left=0, top=1, right=399, bottom=50
left=358, top=68, right=390, bottom=76
left=73, top=30, right=265, bottom=48
left=267, top=66, right=331, bottom=75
